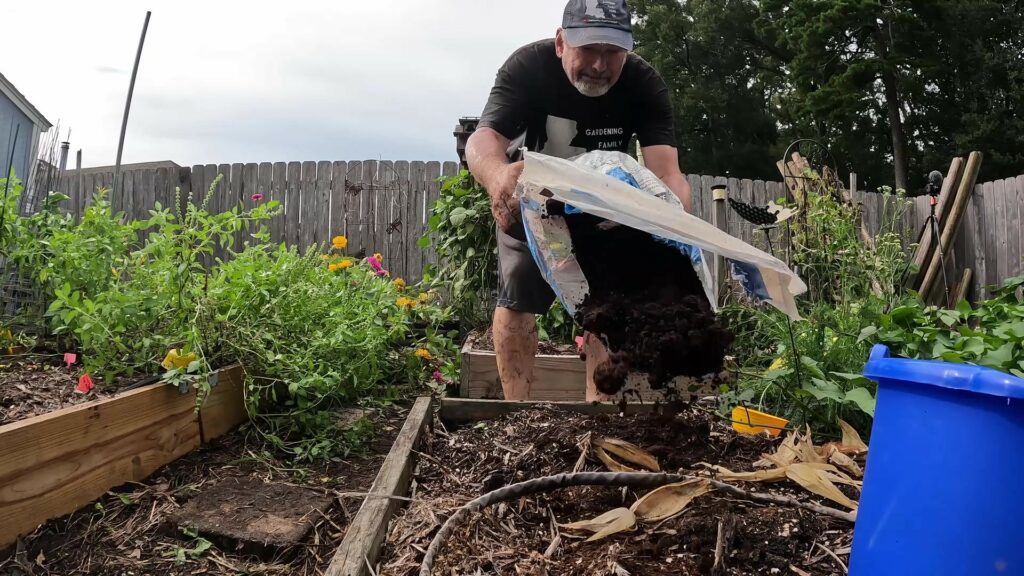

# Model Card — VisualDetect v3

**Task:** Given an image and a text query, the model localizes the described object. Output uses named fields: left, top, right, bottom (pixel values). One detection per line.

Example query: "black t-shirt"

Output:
left=479, top=39, right=676, bottom=161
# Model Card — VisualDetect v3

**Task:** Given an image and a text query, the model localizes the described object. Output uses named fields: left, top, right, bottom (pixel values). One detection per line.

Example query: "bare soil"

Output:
left=0, top=357, right=117, bottom=425
left=0, top=404, right=410, bottom=576
left=378, top=405, right=852, bottom=575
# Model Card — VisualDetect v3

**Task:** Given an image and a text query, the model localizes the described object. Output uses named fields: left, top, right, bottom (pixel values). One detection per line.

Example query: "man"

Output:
left=465, top=0, right=692, bottom=401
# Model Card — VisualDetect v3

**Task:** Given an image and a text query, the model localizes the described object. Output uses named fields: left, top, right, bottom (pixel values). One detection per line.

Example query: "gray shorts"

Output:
left=496, top=226, right=556, bottom=314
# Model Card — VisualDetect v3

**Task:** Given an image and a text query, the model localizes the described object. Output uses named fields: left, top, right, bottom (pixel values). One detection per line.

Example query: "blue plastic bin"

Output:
left=851, top=345, right=1024, bottom=575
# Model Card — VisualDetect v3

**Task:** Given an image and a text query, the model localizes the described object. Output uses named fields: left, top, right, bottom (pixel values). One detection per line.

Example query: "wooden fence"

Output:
left=55, top=163, right=1023, bottom=299
left=59, top=161, right=459, bottom=283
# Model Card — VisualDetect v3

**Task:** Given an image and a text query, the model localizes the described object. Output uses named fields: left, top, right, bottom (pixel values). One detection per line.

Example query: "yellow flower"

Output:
left=393, top=278, right=406, bottom=291
left=332, top=235, right=348, bottom=250
left=373, top=252, right=383, bottom=263
left=319, top=254, right=331, bottom=261
left=417, top=292, right=430, bottom=303
left=768, top=357, right=787, bottom=371
left=111, top=268, right=119, bottom=278
left=396, top=297, right=416, bottom=307
left=338, top=259, right=354, bottom=269
left=161, top=349, right=197, bottom=370
left=327, top=263, right=339, bottom=272
left=414, top=348, right=433, bottom=361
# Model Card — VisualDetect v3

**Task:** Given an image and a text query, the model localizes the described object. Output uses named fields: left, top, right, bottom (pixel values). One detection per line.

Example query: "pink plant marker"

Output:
left=64, top=352, right=77, bottom=366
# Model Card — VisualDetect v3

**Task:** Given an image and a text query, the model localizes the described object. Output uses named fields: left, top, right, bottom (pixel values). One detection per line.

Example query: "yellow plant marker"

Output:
left=731, top=406, right=789, bottom=437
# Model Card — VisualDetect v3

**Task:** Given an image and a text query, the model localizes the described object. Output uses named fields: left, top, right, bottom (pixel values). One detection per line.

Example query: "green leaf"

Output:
left=799, top=356, right=826, bottom=379
left=961, top=337, right=986, bottom=357
left=979, top=343, right=1015, bottom=369
left=417, top=235, right=431, bottom=248
left=857, top=326, right=878, bottom=343
left=805, top=378, right=843, bottom=402
left=844, top=387, right=876, bottom=417
left=956, top=299, right=973, bottom=316
left=940, top=351, right=964, bottom=363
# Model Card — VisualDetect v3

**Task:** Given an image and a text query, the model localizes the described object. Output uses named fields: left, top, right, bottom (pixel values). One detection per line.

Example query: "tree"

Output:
left=631, top=0, right=785, bottom=179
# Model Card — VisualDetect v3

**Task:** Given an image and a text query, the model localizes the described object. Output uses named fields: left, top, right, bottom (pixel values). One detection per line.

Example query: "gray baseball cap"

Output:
left=562, top=0, right=634, bottom=51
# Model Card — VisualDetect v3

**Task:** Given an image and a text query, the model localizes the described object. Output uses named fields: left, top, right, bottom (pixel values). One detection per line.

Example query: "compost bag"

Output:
left=517, top=151, right=807, bottom=393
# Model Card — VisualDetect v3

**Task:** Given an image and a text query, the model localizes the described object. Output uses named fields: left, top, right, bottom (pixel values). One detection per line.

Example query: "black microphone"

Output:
left=927, top=170, right=943, bottom=196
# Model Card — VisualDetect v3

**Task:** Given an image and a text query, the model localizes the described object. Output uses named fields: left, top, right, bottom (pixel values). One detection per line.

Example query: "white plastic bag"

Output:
left=517, top=150, right=806, bottom=320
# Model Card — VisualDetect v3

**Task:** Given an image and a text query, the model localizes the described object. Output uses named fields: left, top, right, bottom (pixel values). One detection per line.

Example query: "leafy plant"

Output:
left=721, top=177, right=914, bottom=436
left=536, top=301, right=579, bottom=344
left=869, top=276, right=1024, bottom=377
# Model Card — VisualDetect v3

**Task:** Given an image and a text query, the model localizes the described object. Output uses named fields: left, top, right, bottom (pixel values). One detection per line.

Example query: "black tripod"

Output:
left=921, top=172, right=951, bottom=303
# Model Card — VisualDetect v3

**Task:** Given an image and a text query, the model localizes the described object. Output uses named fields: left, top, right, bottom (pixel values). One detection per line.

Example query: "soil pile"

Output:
left=562, top=211, right=733, bottom=394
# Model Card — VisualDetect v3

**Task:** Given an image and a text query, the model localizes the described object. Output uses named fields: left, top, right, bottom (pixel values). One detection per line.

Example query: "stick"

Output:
left=815, top=542, right=849, bottom=574
left=708, top=479, right=857, bottom=523
left=712, top=520, right=726, bottom=574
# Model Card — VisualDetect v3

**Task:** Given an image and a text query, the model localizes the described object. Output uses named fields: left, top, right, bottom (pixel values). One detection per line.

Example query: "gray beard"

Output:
left=572, top=78, right=612, bottom=97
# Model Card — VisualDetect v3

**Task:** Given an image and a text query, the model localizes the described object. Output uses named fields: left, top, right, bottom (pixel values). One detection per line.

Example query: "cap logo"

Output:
left=584, top=0, right=627, bottom=24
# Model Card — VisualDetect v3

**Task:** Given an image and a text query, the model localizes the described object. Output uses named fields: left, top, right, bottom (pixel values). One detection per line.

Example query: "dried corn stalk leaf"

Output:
left=821, top=471, right=863, bottom=489
left=561, top=507, right=636, bottom=542
left=594, top=446, right=639, bottom=473
left=630, top=478, right=712, bottom=522
left=754, top=430, right=800, bottom=468
left=838, top=419, right=869, bottom=454
left=796, top=425, right=825, bottom=464
left=593, top=436, right=660, bottom=472
left=828, top=450, right=864, bottom=478
left=786, top=463, right=858, bottom=510
left=702, top=463, right=788, bottom=482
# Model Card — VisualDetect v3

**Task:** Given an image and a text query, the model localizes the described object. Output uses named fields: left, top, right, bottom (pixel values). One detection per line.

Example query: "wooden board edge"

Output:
left=198, top=364, right=247, bottom=443
left=325, top=396, right=434, bottom=576
left=438, top=397, right=659, bottom=426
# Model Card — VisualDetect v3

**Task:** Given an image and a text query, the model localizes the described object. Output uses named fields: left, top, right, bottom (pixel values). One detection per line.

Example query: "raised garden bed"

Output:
left=2, top=402, right=410, bottom=575
left=0, top=364, right=247, bottom=548
left=332, top=398, right=855, bottom=576
left=461, top=331, right=722, bottom=402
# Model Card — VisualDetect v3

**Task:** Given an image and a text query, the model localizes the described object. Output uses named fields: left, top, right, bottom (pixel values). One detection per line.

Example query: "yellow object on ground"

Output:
left=731, top=406, right=789, bottom=437
left=161, top=349, right=197, bottom=370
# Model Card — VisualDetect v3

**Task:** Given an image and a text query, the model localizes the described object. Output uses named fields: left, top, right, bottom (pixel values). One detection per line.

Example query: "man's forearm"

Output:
left=466, top=128, right=511, bottom=191
left=662, top=171, right=693, bottom=213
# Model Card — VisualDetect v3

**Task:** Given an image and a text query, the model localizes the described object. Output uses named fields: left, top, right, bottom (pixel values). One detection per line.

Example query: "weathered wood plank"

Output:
left=285, top=161, right=302, bottom=249
left=299, top=160, right=320, bottom=250
left=375, top=161, right=395, bottom=270
left=0, top=383, right=201, bottom=548
left=982, top=182, right=998, bottom=292
left=344, top=161, right=363, bottom=257
left=391, top=161, right=410, bottom=281
left=359, top=160, right=378, bottom=258
left=271, top=162, right=287, bottom=245
left=423, top=161, right=442, bottom=269
left=329, top=161, right=348, bottom=238
left=1016, top=176, right=1024, bottom=277
left=739, top=178, right=754, bottom=244
left=198, top=365, right=246, bottom=443
left=970, top=185, right=988, bottom=299
left=324, top=397, right=433, bottom=576
left=1005, top=177, right=1021, bottom=278
left=407, top=161, right=426, bottom=282
left=727, top=177, right=742, bottom=241
left=190, top=165, right=205, bottom=210
left=238, top=163, right=259, bottom=249
left=994, top=178, right=1009, bottom=286
left=920, top=152, right=982, bottom=305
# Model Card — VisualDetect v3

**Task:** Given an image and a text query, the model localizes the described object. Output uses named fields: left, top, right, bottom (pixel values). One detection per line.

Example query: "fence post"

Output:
left=712, top=184, right=728, bottom=302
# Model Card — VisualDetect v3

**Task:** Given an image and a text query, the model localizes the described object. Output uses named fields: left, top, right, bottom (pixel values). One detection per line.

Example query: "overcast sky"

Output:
left=2, top=1, right=566, bottom=168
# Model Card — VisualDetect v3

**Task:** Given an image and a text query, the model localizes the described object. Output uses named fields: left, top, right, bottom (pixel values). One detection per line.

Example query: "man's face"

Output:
left=555, top=29, right=627, bottom=98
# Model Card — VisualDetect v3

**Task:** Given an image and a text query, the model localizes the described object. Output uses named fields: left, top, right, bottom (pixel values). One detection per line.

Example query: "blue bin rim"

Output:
left=864, top=344, right=1024, bottom=400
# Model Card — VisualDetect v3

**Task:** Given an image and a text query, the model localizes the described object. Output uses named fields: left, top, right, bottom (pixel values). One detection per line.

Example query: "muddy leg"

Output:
left=493, top=307, right=538, bottom=400
left=584, top=332, right=612, bottom=402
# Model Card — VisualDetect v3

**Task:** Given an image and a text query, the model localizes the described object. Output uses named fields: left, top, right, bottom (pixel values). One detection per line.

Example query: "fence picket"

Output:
left=329, top=161, right=348, bottom=239
left=285, top=162, right=302, bottom=249
left=298, top=161, right=319, bottom=250
left=391, top=160, right=410, bottom=281
left=408, top=161, right=426, bottom=282
left=344, top=161, right=363, bottom=257
left=424, top=161, right=442, bottom=269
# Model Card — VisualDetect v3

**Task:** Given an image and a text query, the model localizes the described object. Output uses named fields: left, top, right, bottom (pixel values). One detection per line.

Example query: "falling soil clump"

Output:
left=563, top=211, right=734, bottom=394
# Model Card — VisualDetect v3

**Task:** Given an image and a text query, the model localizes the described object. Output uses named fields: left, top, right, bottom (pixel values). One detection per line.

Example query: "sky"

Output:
left=2, top=1, right=566, bottom=168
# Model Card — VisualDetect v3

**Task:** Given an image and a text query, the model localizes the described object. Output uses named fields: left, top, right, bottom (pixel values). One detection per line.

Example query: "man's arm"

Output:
left=466, top=127, right=524, bottom=233
left=642, top=144, right=692, bottom=213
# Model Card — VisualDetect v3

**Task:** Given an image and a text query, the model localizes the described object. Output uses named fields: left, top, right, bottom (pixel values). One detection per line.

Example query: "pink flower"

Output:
left=251, top=193, right=265, bottom=202
left=432, top=371, right=446, bottom=385
left=366, top=255, right=389, bottom=277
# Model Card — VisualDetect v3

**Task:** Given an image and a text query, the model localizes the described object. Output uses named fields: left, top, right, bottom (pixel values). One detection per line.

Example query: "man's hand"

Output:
left=487, top=161, right=524, bottom=233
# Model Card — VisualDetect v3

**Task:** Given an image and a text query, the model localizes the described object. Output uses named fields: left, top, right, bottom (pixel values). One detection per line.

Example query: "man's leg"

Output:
left=493, top=307, right=538, bottom=400
left=583, top=331, right=612, bottom=402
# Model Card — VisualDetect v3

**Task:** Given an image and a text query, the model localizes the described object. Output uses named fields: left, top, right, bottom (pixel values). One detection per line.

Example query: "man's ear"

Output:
left=555, top=28, right=565, bottom=57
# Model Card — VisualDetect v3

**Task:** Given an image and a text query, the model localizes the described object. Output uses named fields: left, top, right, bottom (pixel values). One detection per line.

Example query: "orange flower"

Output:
left=338, top=259, right=354, bottom=269
left=393, top=278, right=407, bottom=291
left=332, top=235, right=348, bottom=250
left=396, top=296, right=416, bottom=307
left=414, top=348, right=433, bottom=361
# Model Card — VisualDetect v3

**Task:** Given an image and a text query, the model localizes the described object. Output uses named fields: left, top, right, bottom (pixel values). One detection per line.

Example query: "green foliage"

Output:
left=421, top=169, right=497, bottom=329
left=721, top=177, right=913, bottom=435
left=422, top=170, right=575, bottom=344
left=631, top=0, right=1024, bottom=189
left=870, top=277, right=1024, bottom=377
left=200, top=244, right=452, bottom=461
